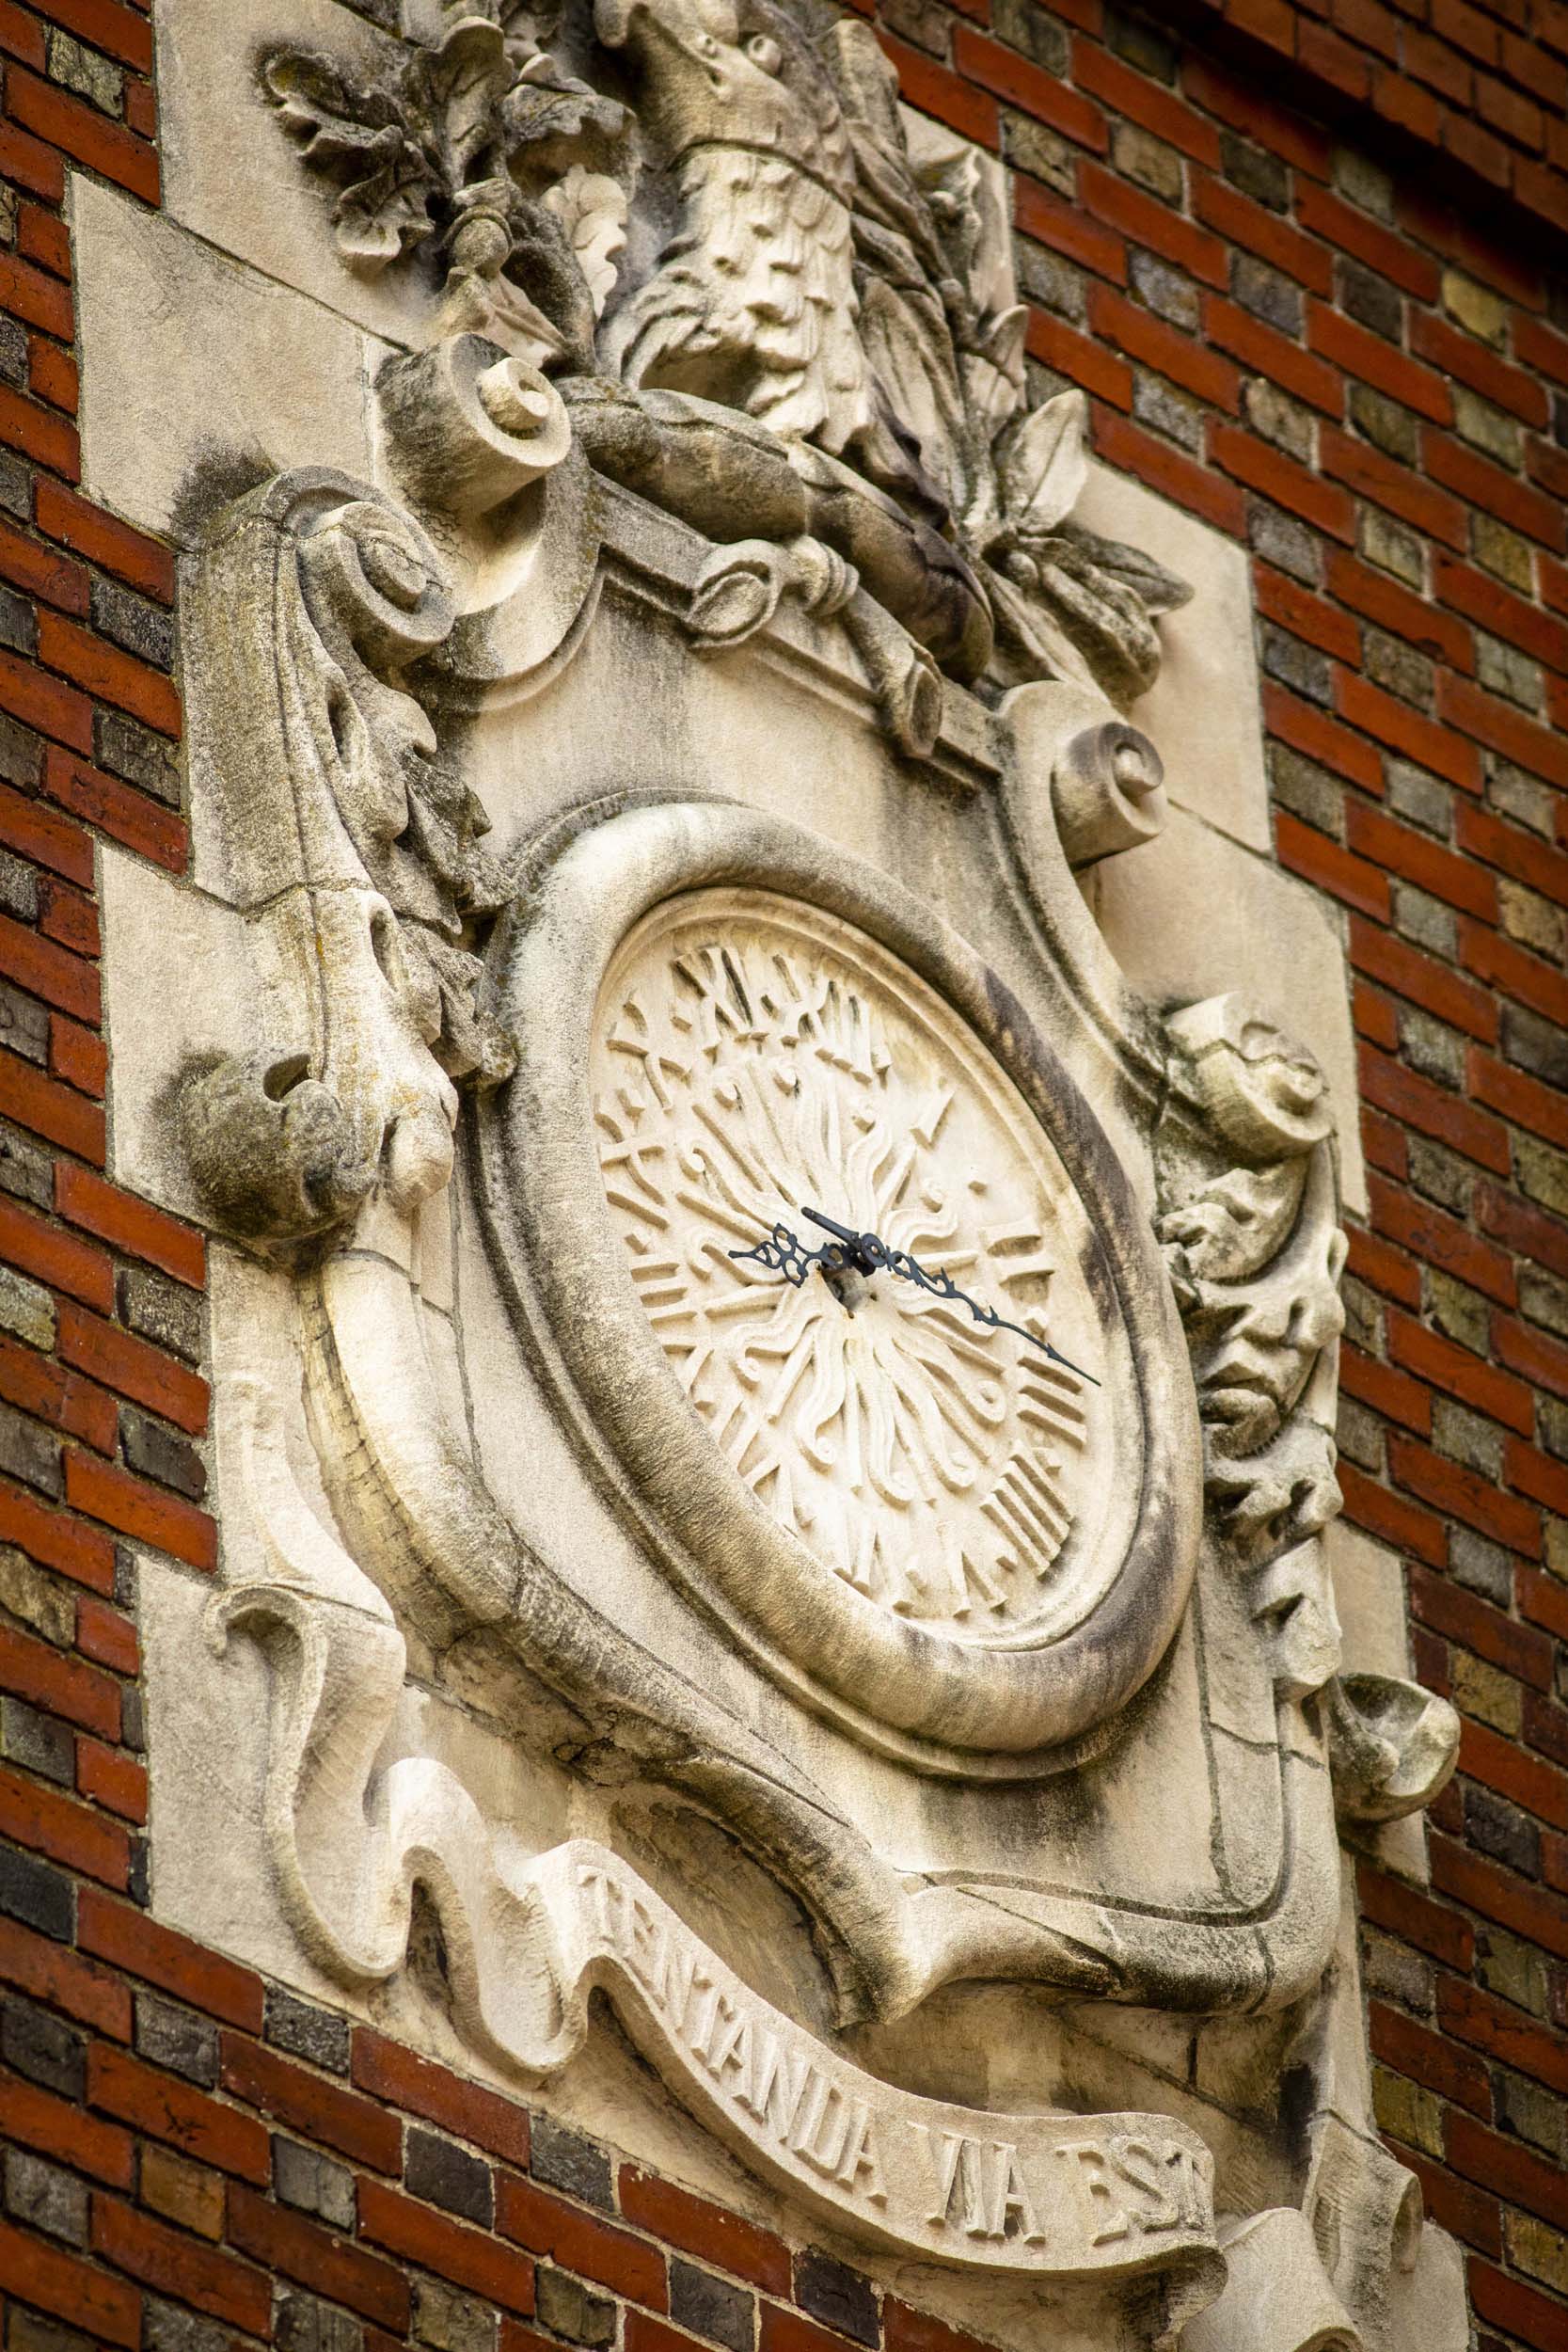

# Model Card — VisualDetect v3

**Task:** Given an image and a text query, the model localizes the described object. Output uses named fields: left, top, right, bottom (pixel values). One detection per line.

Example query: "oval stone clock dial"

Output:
left=485, top=799, right=1200, bottom=1768
left=593, top=889, right=1109, bottom=1639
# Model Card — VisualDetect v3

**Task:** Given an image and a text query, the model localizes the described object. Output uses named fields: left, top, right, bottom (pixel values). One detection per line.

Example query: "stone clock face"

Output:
left=591, top=888, right=1116, bottom=1642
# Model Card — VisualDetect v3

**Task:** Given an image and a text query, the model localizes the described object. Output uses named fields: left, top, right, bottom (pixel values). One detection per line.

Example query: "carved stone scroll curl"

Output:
left=182, top=469, right=515, bottom=1243
left=1325, top=1675, right=1458, bottom=1826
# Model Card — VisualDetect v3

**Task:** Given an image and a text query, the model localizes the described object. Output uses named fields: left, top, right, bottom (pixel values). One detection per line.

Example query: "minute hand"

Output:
left=801, top=1207, right=1100, bottom=1387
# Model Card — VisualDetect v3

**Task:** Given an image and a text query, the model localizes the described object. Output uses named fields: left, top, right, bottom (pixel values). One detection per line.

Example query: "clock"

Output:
left=483, top=800, right=1200, bottom=1772
left=594, top=887, right=1103, bottom=1631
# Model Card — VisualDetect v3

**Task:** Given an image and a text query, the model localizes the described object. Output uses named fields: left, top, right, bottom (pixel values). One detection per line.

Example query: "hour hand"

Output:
left=801, top=1206, right=884, bottom=1271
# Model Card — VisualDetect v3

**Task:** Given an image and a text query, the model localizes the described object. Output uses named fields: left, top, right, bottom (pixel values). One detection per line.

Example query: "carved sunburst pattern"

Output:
left=591, top=891, right=1104, bottom=1636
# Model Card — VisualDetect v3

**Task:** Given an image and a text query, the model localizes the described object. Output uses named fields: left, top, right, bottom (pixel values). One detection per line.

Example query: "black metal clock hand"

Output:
left=728, top=1208, right=1100, bottom=1386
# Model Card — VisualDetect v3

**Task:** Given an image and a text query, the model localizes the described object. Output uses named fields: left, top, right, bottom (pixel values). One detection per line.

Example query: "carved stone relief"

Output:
left=101, top=5, right=1468, bottom=2347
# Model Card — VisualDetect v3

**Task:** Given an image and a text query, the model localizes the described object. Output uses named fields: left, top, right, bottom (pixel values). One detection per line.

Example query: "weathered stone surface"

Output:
left=1089, top=805, right=1366, bottom=1213
left=73, top=176, right=381, bottom=546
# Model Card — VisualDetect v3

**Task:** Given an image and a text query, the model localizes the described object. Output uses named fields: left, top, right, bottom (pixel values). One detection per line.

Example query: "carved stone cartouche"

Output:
left=149, top=13, right=1469, bottom=2345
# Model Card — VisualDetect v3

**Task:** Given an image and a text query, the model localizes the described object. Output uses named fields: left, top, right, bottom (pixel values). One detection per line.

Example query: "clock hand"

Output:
left=800, top=1205, right=881, bottom=1272
left=791, top=1208, right=1100, bottom=1387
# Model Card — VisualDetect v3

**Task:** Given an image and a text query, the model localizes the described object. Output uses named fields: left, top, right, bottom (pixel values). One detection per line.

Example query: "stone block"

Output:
left=1074, top=459, right=1272, bottom=852
left=73, top=174, right=381, bottom=548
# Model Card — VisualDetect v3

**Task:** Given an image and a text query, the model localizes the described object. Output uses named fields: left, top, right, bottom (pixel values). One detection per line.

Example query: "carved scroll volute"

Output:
left=1157, top=995, right=1457, bottom=1823
left=1158, top=996, right=1349, bottom=1721
left=182, top=469, right=509, bottom=1243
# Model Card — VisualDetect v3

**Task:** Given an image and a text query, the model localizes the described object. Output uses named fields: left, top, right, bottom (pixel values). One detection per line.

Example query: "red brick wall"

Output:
left=1169, top=0, right=1568, bottom=231
left=0, top=4, right=1566, bottom=2351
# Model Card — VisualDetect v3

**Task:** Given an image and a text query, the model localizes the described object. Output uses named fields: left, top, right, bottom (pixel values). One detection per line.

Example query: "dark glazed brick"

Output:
left=120, top=1406, right=208, bottom=1500
left=89, top=576, right=175, bottom=672
left=118, top=1265, right=203, bottom=1365
left=1350, top=384, right=1419, bottom=463
left=135, top=1990, right=219, bottom=2086
left=1105, top=8, right=1177, bottom=82
left=4, top=2145, right=88, bottom=2243
left=990, top=0, right=1069, bottom=75
left=793, top=2253, right=879, bottom=2349
left=1232, top=252, right=1303, bottom=336
left=276, top=2293, right=364, bottom=2352
left=1220, top=131, right=1289, bottom=209
left=669, top=2261, right=753, bottom=2352
left=0, top=980, right=51, bottom=1064
left=1262, top=627, right=1332, bottom=705
left=265, top=1982, right=352, bottom=2074
left=0, top=455, right=31, bottom=525
left=405, top=2126, right=496, bottom=2228
left=274, top=2136, right=356, bottom=2231
left=412, top=2280, right=497, bottom=2352
left=530, top=2114, right=614, bottom=2212
left=1338, top=260, right=1402, bottom=342
left=94, top=708, right=181, bottom=806
left=1, top=1993, right=86, bottom=2095
left=1465, top=1784, right=1542, bottom=1878
left=0, top=715, right=44, bottom=792
left=0, top=1401, right=64, bottom=1497
left=0, top=586, right=36, bottom=660
left=2, top=1692, right=73, bottom=1780
left=0, top=1120, right=54, bottom=1210
left=0, top=1848, right=73, bottom=1941
left=1503, top=1003, right=1568, bottom=1090
left=8, top=2313, right=96, bottom=2352
left=1249, top=502, right=1322, bottom=585
left=534, top=2267, right=616, bottom=2347
left=0, top=849, right=38, bottom=926
left=145, top=2299, right=241, bottom=2352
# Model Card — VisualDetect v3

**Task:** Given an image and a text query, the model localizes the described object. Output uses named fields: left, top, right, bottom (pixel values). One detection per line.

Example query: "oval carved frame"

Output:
left=476, top=798, right=1203, bottom=1766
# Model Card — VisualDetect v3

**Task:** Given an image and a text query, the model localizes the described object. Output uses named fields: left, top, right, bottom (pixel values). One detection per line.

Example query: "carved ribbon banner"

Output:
left=543, top=1846, right=1220, bottom=2285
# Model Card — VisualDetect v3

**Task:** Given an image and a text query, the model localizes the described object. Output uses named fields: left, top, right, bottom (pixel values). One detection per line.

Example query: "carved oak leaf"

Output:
left=261, top=52, right=438, bottom=267
left=497, top=56, right=631, bottom=188
left=541, top=166, right=628, bottom=315
left=404, top=16, right=512, bottom=187
left=963, top=303, right=1027, bottom=444
left=1059, top=522, right=1195, bottom=619
left=999, top=389, right=1088, bottom=537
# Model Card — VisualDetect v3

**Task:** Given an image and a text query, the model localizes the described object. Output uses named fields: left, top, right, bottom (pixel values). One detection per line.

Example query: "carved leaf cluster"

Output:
left=261, top=15, right=631, bottom=366
left=263, top=50, right=439, bottom=265
left=261, top=0, right=1188, bottom=702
